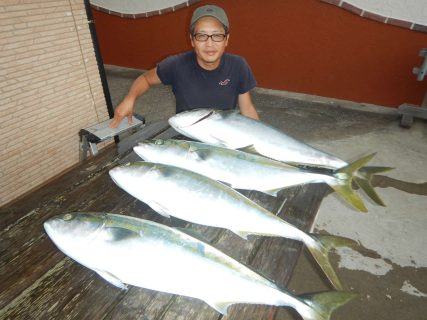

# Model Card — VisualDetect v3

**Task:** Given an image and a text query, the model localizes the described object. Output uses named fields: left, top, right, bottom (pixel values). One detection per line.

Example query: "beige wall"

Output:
left=0, top=0, right=110, bottom=206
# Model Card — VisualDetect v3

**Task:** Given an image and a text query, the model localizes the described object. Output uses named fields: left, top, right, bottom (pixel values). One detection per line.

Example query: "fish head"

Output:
left=109, top=162, right=164, bottom=193
left=168, top=108, right=218, bottom=130
left=44, top=212, right=105, bottom=250
left=110, top=161, right=152, bottom=181
left=134, top=139, right=189, bottom=161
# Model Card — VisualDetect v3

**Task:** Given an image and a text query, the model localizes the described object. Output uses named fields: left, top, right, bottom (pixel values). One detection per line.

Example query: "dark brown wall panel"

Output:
left=92, top=0, right=427, bottom=107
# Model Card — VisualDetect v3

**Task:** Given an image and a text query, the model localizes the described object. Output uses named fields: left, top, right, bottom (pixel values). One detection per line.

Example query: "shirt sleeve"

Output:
left=238, top=57, right=257, bottom=94
left=156, top=55, right=177, bottom=85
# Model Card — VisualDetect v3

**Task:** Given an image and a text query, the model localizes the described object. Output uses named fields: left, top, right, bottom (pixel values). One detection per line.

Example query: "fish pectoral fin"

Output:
left=205, top=300, right=233, bottom=315
left=95, top=269, right=128, bottom=290
left=231, top=230, right=252, bottom=240
left=104, top=227, right=139, bottom=242
left=149, top=201, right=171, bottom=218
left=189, top=147, right=211, bottom=161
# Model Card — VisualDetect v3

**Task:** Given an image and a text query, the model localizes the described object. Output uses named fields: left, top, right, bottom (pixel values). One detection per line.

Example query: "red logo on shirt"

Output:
left=219, top=79, right=230, bottom=86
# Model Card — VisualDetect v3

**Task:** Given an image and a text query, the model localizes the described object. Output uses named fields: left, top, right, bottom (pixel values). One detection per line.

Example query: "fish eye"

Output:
left=63, top=213, right=73, bottom=221
left=155, top=139, right=164, bottom=145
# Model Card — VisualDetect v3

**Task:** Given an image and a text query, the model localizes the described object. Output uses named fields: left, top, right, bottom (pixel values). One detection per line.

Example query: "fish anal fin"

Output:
left=262, top=188, right=283, bottom=197
left=231, top=230, right=252, bottom=240
left=149, top=201, right=171, bottom=218
left=95, top=269, right=128, bottom=290
left=174, top=227, right=211, bottom=244
left=205, top=300, right=233, bottom=315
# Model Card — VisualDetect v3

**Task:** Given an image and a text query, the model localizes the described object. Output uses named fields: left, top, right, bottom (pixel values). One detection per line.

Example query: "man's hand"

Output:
left=238, top=92, right=259, bottom=120
left=109, top=68, right=162, bottom=128
left=109, top=97, right=135, bottom=128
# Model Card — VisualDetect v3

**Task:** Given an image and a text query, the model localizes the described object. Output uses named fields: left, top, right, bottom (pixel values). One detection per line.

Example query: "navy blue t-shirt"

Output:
left=156, top=51, right=257, bottom=113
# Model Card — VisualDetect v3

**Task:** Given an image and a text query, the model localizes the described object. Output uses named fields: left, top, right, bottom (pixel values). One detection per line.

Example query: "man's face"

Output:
left=190, top=16, right=229, bottom=70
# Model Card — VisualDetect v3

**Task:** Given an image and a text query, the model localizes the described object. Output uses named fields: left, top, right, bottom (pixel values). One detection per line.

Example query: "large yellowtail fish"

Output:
left=134, top=139, right=375, bottom=212
left=168, top=109, right=392, bottom=207
left=109, top=162, right=358, bottom=290
left=44, top=212, right=357, bottom=320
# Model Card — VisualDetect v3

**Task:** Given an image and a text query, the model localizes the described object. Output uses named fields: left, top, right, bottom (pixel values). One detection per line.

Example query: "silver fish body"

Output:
left=44, top=212, right=357, bottom=320
left=133, top=139, right=336, bottom=197
left=168, top=109, right=347, bottom=169
left=109, top=162, right=357, bottom=289
left=168, top=109, right=389, bottom=208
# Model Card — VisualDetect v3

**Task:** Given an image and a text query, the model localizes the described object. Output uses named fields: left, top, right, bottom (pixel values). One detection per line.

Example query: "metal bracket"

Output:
left=412, top=48, right=427, bottom=81
left=79, top=115, right=145, bottom=161
left=398, top=49, right=427, bottom=128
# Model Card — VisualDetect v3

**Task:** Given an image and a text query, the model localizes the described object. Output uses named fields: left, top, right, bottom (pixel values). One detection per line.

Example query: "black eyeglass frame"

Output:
left=192, top=33, right=228, bottom=42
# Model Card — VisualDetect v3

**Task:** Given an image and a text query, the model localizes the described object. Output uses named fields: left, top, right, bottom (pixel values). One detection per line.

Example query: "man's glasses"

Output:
left=193, top=33, right=227, bottom=42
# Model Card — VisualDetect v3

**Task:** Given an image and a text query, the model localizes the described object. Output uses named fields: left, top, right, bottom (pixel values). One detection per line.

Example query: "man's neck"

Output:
left=196, top=57, right=221, bottom=71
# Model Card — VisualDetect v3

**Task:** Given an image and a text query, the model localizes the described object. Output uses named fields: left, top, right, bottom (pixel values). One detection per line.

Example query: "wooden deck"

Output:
left=0, top=123, right=329, bottom=320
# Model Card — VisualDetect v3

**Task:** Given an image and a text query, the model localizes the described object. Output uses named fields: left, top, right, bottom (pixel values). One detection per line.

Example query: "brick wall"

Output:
left=0, top=0, right=110, bottom=206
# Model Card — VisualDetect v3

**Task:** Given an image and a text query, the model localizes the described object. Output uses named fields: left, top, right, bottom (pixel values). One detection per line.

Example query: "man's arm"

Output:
left=238, top=91, right=259, bottom=120
left=109, top=68, right=161, bottom=128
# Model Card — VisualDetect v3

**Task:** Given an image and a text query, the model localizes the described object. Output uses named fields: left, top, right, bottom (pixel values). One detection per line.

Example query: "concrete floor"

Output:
left=105, top=65, right=427, bottom=320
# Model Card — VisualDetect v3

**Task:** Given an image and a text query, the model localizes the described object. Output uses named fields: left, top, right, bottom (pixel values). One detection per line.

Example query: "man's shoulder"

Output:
left=163, top=51, right=194, bottom=64
left=224, top=53, right=246, bottom=63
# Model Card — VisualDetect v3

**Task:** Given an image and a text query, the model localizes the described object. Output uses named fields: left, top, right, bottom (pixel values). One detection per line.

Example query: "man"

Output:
left=110, top=4, right=259, bottom=128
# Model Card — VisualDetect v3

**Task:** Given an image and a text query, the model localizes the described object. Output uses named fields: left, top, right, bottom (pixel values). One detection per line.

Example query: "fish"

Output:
left=168, top=109, right=392, bottom=207
left=44, top=212, right=358, bottom=320
left=134, top=139, right=373, bottom=212
left=109, top=162, right=358, bottom=290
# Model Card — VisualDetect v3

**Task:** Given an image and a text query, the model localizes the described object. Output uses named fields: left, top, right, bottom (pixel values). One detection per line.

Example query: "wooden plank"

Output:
left=117, top=120, right=170, bottom=156
left=0, top=121, right=329, bottom=319
left=398, top=104, right=427, bottom=119
left=223, top=185, right=328, bottom=320
left=0, top=173, right=127, bottom=310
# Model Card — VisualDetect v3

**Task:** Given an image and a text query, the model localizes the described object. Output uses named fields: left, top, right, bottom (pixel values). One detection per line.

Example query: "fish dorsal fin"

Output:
left=95, top=269, right=128, bottom=290
left=204, top=300, right=234, bottom=315
left=238, top=144, right=260, bottom=155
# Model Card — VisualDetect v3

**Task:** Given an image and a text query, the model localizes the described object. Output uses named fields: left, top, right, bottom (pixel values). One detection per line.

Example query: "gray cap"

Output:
left=190, top=5, right=229, bottom=31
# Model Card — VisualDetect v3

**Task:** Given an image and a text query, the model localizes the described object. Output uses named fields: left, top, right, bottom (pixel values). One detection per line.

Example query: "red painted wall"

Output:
left=92, top=0, right=427, bottom=107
